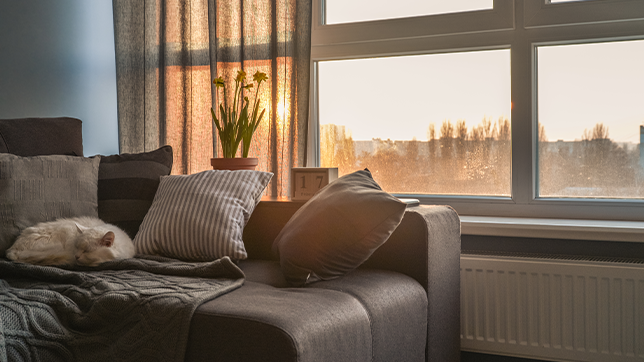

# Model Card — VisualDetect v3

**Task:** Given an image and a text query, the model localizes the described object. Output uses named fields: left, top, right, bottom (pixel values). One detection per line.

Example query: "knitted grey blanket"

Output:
left=0, top=255, right=245, bottom=362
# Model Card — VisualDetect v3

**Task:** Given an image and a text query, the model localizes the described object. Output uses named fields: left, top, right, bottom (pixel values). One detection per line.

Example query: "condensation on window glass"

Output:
left=324, top=0, right=493, bottom=25
left=537, top=40, right=644, bottom=199
left=318, top=49, right=511, bottom=196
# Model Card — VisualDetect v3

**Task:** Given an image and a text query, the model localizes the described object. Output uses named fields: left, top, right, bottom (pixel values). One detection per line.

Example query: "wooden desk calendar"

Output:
left=290, top=167, right=338, bottom=201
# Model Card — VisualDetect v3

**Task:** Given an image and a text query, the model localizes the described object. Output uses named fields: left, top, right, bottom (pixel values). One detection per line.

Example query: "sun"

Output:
left=277, top=100, right=287, bottom=120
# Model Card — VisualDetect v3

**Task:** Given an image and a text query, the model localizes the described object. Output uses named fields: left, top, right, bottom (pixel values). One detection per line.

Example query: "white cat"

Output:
left=6, top=216, right=135, bottom=266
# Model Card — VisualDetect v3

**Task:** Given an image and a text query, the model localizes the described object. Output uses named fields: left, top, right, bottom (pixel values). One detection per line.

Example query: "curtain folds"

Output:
left=113, top=0, right=311, bottom=197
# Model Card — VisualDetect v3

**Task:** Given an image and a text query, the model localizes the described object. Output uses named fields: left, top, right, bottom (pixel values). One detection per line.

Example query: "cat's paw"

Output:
left=5, top=249, right=19, bottom=261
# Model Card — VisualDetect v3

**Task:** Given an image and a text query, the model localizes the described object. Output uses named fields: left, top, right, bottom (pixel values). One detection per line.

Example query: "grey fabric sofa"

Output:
left=0, top=117, right=461, bottom=362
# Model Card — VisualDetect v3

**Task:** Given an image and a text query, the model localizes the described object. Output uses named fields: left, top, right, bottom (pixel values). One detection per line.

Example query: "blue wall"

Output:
left=0, top=0, right=119, bottom=156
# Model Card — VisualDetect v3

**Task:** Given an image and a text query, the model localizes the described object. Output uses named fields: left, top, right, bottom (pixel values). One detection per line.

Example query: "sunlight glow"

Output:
left=277, top=100, right=287, bottom=120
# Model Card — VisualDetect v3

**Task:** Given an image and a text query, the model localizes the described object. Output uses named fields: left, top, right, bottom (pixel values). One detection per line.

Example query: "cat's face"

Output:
left=74, top=227, right=116, bottom=266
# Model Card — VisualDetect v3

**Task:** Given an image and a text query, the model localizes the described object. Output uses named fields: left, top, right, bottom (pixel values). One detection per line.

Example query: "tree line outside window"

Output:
left=321, top=120, right=644, bottom=199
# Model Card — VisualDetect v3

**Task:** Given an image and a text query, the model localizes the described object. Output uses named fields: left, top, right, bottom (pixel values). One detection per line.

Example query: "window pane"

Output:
left=318, top=50, right=511, bottom=196
left=537, top=40, right=644, bottom=199
left=324, top=0, right=493, bottom=25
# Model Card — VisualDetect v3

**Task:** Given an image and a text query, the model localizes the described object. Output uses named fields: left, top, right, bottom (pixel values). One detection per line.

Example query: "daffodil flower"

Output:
left=211, top=69, right=268, bottom=158
left=253, top=71, right=268, bottom=83
left=236, top=70, right=246, bottom=83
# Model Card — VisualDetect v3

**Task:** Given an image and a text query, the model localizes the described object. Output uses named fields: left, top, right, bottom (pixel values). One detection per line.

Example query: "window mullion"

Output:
left=511, top=1, right=535, bottom=206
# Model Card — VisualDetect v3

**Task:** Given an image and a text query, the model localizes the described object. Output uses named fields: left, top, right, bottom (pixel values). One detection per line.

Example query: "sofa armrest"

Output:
left=245, top=202, right=460, bottom=293
left=363, top=205, right=461, bottom=362
left=243, top=201, right=461, bottom=362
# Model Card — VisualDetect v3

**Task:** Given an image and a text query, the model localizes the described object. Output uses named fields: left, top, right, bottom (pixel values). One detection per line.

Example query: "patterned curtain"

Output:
left=112, top=0, right=312, bottom=197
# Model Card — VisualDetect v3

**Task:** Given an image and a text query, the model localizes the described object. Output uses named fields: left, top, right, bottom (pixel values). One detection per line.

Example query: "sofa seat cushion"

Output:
left=187, top=281, right=372, bottom=362
left=309, top=270, right=428, bottom=362
left=237, top=259, right=291, bottom=287
left=185, top=261, right=427, bottom=362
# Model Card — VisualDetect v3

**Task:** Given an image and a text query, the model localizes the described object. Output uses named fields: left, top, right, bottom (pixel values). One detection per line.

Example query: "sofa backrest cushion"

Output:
left=0, top=153, right=100, bottom=256
left=0, top=117, right=84, bottom=156
left=98, top=146, right=173, bottom=239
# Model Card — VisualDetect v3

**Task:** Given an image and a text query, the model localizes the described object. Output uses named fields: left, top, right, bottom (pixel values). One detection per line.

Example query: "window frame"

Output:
left=309, top=0, right=644, bottom=222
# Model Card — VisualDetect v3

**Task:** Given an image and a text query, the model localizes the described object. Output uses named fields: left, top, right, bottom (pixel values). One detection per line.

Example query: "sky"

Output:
left=319, top=50, right=512, bottom=141
left=538, top=41, right=644, bottom=143
left=319, top=1, right=644, bottom=144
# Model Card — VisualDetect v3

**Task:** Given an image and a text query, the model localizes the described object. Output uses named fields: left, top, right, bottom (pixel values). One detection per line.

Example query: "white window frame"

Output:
left=309, top=0, right=644, bottom=223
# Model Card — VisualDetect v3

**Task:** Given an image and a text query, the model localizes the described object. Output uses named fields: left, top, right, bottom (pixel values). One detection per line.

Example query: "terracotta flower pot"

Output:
left=211, top=157, right=258, bottom=171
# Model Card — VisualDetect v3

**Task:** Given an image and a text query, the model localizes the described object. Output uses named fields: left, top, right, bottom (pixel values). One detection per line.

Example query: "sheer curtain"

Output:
left=112, top=0, right=311, bottom=197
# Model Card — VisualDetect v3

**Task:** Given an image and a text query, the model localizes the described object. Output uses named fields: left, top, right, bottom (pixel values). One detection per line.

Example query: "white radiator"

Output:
left=460, top=254, right=644, bottom=362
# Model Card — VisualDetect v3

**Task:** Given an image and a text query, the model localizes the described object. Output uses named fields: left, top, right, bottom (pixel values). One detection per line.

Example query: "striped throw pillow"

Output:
left=97, top=146, right=173, bottom=239
left=134, top=170, right=273, bottom=261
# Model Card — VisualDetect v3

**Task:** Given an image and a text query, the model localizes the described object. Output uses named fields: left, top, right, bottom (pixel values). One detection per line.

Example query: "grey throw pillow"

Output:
left=0, top=154, right=100, bottom=256
left=272, top=169, right=407, bottom=286
left=134, top=170, right=273, bottom=261
left=98, top=146, right=173, bottom=239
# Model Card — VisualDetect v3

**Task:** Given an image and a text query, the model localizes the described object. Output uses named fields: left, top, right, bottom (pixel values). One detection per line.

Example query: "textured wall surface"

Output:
left=0, top=0, right=118, bottom=156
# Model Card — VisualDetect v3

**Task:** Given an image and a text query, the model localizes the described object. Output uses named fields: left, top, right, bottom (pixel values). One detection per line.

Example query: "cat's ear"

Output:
left=74, top=222, right=88, bottom=233
left=100, top=231, right=115, bottom=248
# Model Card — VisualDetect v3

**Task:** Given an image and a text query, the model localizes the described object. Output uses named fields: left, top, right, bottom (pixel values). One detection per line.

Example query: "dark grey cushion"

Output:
left=0, top=117, right=84, bottom=156
left=0, top=154, right=100, bottom=255
left=98, top=146, right=173, bottom=239
left=272, top=169, right=407, bottom=286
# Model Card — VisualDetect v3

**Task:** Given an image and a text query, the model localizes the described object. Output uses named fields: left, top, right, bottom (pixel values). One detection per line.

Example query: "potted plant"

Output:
left=210, top=69, right=268, bottom=170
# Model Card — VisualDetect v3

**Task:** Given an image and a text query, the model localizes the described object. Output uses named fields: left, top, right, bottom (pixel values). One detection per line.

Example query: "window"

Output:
left=537, top=40, right=644, bottom=199
left=324, top=0, right=493, bottom=24
left=311, top=0, right=644, bottom=221
left=318, top=50, right=511, bottom=196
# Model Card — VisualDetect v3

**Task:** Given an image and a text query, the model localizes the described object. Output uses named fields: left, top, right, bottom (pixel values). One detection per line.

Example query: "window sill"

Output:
left=460, top=216, right=644, bottom=243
